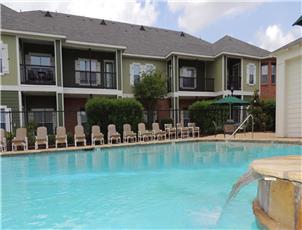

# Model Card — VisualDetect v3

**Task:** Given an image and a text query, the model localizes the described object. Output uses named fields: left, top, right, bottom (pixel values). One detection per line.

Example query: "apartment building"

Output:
left=0, top=4, right=270, bottom=133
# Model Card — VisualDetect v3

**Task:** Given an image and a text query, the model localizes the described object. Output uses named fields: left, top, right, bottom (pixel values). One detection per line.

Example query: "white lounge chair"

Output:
left=0, top=128, right=7, bottom=152
left=176, top=123, right=189, bottom=139
left=188, top=122, right=200, bottom=138
left=152, top=122, right=166, bottom=140
left=74, top=125, right=86, bottom=146
left=107, top=124, right=121, bottom=144
left=91, top=125, right=104, bottom=145
left=35, top=126, right=48, bottom=149
left=123, top=124, right=137, bottom=143
left=12, top=128, right=28, bottom=151
left=138, top=123, right=153, bottom=142
left=55, top=126, right=68, bottom=148
left=164, top=124, right=177, bottom=139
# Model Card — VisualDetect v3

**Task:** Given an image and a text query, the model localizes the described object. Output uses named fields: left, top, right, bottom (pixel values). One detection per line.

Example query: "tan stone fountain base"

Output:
left=250, top=156, right=302, bottom=230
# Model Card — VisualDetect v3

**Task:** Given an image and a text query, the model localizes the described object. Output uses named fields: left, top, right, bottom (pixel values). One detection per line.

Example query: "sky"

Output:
left=2, top=0, right=302, bottom=51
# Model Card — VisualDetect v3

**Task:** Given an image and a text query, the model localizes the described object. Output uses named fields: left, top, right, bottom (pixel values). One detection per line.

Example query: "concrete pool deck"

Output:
left=1, top=132, right=301, bottom=157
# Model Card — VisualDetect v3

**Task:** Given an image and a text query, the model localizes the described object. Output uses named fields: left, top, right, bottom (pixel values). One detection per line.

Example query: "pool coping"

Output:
left=1, top=137, right=301, bottom=157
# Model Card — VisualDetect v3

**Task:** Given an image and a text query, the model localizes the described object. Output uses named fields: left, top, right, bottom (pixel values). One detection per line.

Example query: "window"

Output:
left=180, top=67, right=197, bottom=89
left=0, top=43, right=9, bottom=75
left=29, top=108, right=56, bottom=133
left=0, top=106, right=11, bottom=132
left=261, top=64, right=268, bottom=84
left=30, top=55, right=51, bottom=66
left=246, top=63, right=256, bottom=85
left=271, top=64, right=276, bottom=84
left=104, top=60, right=114, bottom=88
left=130, top=63, right=156, bottom=86
left=75, top=59, right=100, bottom=85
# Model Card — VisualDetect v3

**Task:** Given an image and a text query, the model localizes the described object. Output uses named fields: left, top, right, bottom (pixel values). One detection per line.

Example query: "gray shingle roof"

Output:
left=213, top=35, right=269, bottom=57
left=1, top=4, right=270, bottom=58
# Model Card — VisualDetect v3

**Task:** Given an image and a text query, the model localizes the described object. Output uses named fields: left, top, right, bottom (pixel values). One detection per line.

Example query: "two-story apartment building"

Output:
left=0, top=4, right=270, bottom=133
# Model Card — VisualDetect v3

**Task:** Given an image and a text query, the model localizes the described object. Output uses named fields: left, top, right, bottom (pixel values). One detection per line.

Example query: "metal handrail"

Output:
left=228, top=114, right=254, bottom=139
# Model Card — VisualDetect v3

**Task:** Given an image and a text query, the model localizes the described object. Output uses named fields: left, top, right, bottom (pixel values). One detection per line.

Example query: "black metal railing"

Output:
left=227, top=76, right=241, bottom=90
left=179, top=76, right=214, bottom=91
left=20, top=64, right=56, bottom=85
left=65, top=70, right=116, bottom=89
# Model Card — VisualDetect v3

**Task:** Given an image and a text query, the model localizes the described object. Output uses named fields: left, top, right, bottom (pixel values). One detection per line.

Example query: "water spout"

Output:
left=216, top=169, right=262, bottom=225
left=225, top=169, right=261, bottom=206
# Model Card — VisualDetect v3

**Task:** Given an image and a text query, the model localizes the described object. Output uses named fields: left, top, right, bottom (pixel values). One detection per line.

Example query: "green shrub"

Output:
left=262, top=100, right=276, bottom=131
left=189, top=100, right=228, bottom=134
left=159, top=117, right=173, bottom=129
left=85, top=97, right=143, bottom=137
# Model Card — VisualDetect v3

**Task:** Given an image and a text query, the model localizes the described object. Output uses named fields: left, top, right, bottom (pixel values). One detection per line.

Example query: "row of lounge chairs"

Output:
left=0, top=122, right=200, bottom=152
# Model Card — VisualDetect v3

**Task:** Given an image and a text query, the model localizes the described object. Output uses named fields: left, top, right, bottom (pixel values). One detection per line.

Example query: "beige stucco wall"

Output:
left=122, top=57, right=167, bottom=94
left=0, top=34, right=18, bottom=85
left=212, top=57, right=223, bottom=92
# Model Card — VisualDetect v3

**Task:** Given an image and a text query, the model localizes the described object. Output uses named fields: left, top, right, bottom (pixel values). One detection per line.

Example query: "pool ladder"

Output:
left=227, top=114, right=254, bottom=140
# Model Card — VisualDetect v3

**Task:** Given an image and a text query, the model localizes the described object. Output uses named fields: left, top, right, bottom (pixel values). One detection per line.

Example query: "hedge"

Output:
left=85, top=97, right=143, bottom=137
left=188, top=100, right=229, bottom=134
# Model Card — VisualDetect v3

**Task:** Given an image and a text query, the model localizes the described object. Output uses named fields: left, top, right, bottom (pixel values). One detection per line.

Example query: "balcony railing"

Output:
left=64, top=70, right=116, bottom=89
left=227, top=76, right=241, bottom=90
left=20, top=64, right=56, bottom=85
left=179, top=77, right=214, bottom=91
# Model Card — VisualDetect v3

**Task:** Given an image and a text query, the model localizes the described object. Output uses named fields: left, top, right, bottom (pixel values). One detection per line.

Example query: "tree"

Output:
left=133, top=71, right=167, bottom=127
left=248, top=90, right=269, bottom=131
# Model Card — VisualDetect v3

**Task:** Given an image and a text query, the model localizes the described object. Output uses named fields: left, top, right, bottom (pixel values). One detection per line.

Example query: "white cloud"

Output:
left=254, top=24, right=302, bottom=51
left=3, top=0, right=158, bottom=26
left=166, top=0, right=264, bottom=34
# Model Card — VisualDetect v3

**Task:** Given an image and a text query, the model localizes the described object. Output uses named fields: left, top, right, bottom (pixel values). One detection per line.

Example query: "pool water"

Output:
left=2, top=142, right=302, bottom=229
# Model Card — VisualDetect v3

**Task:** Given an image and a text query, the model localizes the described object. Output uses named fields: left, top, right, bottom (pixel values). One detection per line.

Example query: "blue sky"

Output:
left=4, top=0, right=302, bottom=51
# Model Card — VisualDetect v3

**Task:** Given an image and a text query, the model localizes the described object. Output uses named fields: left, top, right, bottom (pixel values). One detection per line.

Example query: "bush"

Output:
left=189, top=100, right=228, bottom=134
left=85, top=97, right=143, bottom=137
left=262, top=100, right=276, bottom=131
left=159, top=117, right=173, bottom=130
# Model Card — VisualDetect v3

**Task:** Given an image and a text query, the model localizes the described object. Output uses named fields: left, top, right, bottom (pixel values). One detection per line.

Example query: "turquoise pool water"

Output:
left=1, top=142, right=302, bottom=229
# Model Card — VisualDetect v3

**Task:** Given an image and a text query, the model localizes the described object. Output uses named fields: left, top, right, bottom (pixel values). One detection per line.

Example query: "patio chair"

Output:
left=138, top=123, right=153, bottom=142
left=55, top=126, right=68, bottom=148
left=123, top=124, right=137, bottom=143
left=224, top=124, right=237, bottom=138
left=164, top=124, right=177, bottom=139
left=91, top=125, right=104, bottom=146
left=188, top=122, right=200, bottom=138
left=176, top=123, right=189, bottom=139
left=152, top=122, right=166, bottom=140
left=74, top=125, right=86, bottom=147
left=212, top=121, right=223, bottom=137
left=35, top=126, right=48, bottom=149
left=107, top=124, right=121, bottom=144
left=0, top=128, right=7, bottom=152
left=12, top=128, right=28, bottom=151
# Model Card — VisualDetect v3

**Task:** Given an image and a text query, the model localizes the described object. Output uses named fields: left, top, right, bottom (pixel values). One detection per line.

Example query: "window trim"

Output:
left=28, top=52, right=53, bottom=66
left=104, top=59, right=115, bottom=88
left=261, top=64, right=268, bottom=85
left=0, top=105, right=11, bottom=132
left=246, top=63, right=256, bottom=86
left=271, top=63, right=276, bottom=85
left=179, top=66, right=197, bottom=89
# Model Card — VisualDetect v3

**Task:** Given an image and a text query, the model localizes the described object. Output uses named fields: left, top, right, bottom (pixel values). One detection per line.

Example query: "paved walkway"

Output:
left=1, top=132, right=301, bottom=156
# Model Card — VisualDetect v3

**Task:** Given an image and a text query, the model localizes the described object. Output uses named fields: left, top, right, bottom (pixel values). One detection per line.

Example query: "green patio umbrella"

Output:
left=293, top=16, right=302, bottom=26
left=214, top=96, right=249, bottom=120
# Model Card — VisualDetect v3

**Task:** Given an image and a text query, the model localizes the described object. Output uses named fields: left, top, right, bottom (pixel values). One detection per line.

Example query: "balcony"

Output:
left=227, top=76, right=241, bottom=90
left=20, top=64, right=56, bottom=85
left=179, top=76, right=214, bottom=92
left=64, top=70, right=116, bottom=89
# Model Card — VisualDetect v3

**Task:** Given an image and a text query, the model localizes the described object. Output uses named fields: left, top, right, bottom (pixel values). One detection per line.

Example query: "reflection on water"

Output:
left=2, top=142, right=301, bottom=179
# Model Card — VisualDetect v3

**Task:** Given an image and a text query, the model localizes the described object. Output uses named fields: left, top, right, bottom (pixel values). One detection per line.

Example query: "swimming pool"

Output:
left=2, top=141, right=302, bottom=229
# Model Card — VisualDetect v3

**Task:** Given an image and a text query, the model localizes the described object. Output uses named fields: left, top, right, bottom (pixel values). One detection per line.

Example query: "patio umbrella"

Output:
left=214, top=96, right=249, bottom=120
left=293, top=16, right=302, bottom=26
